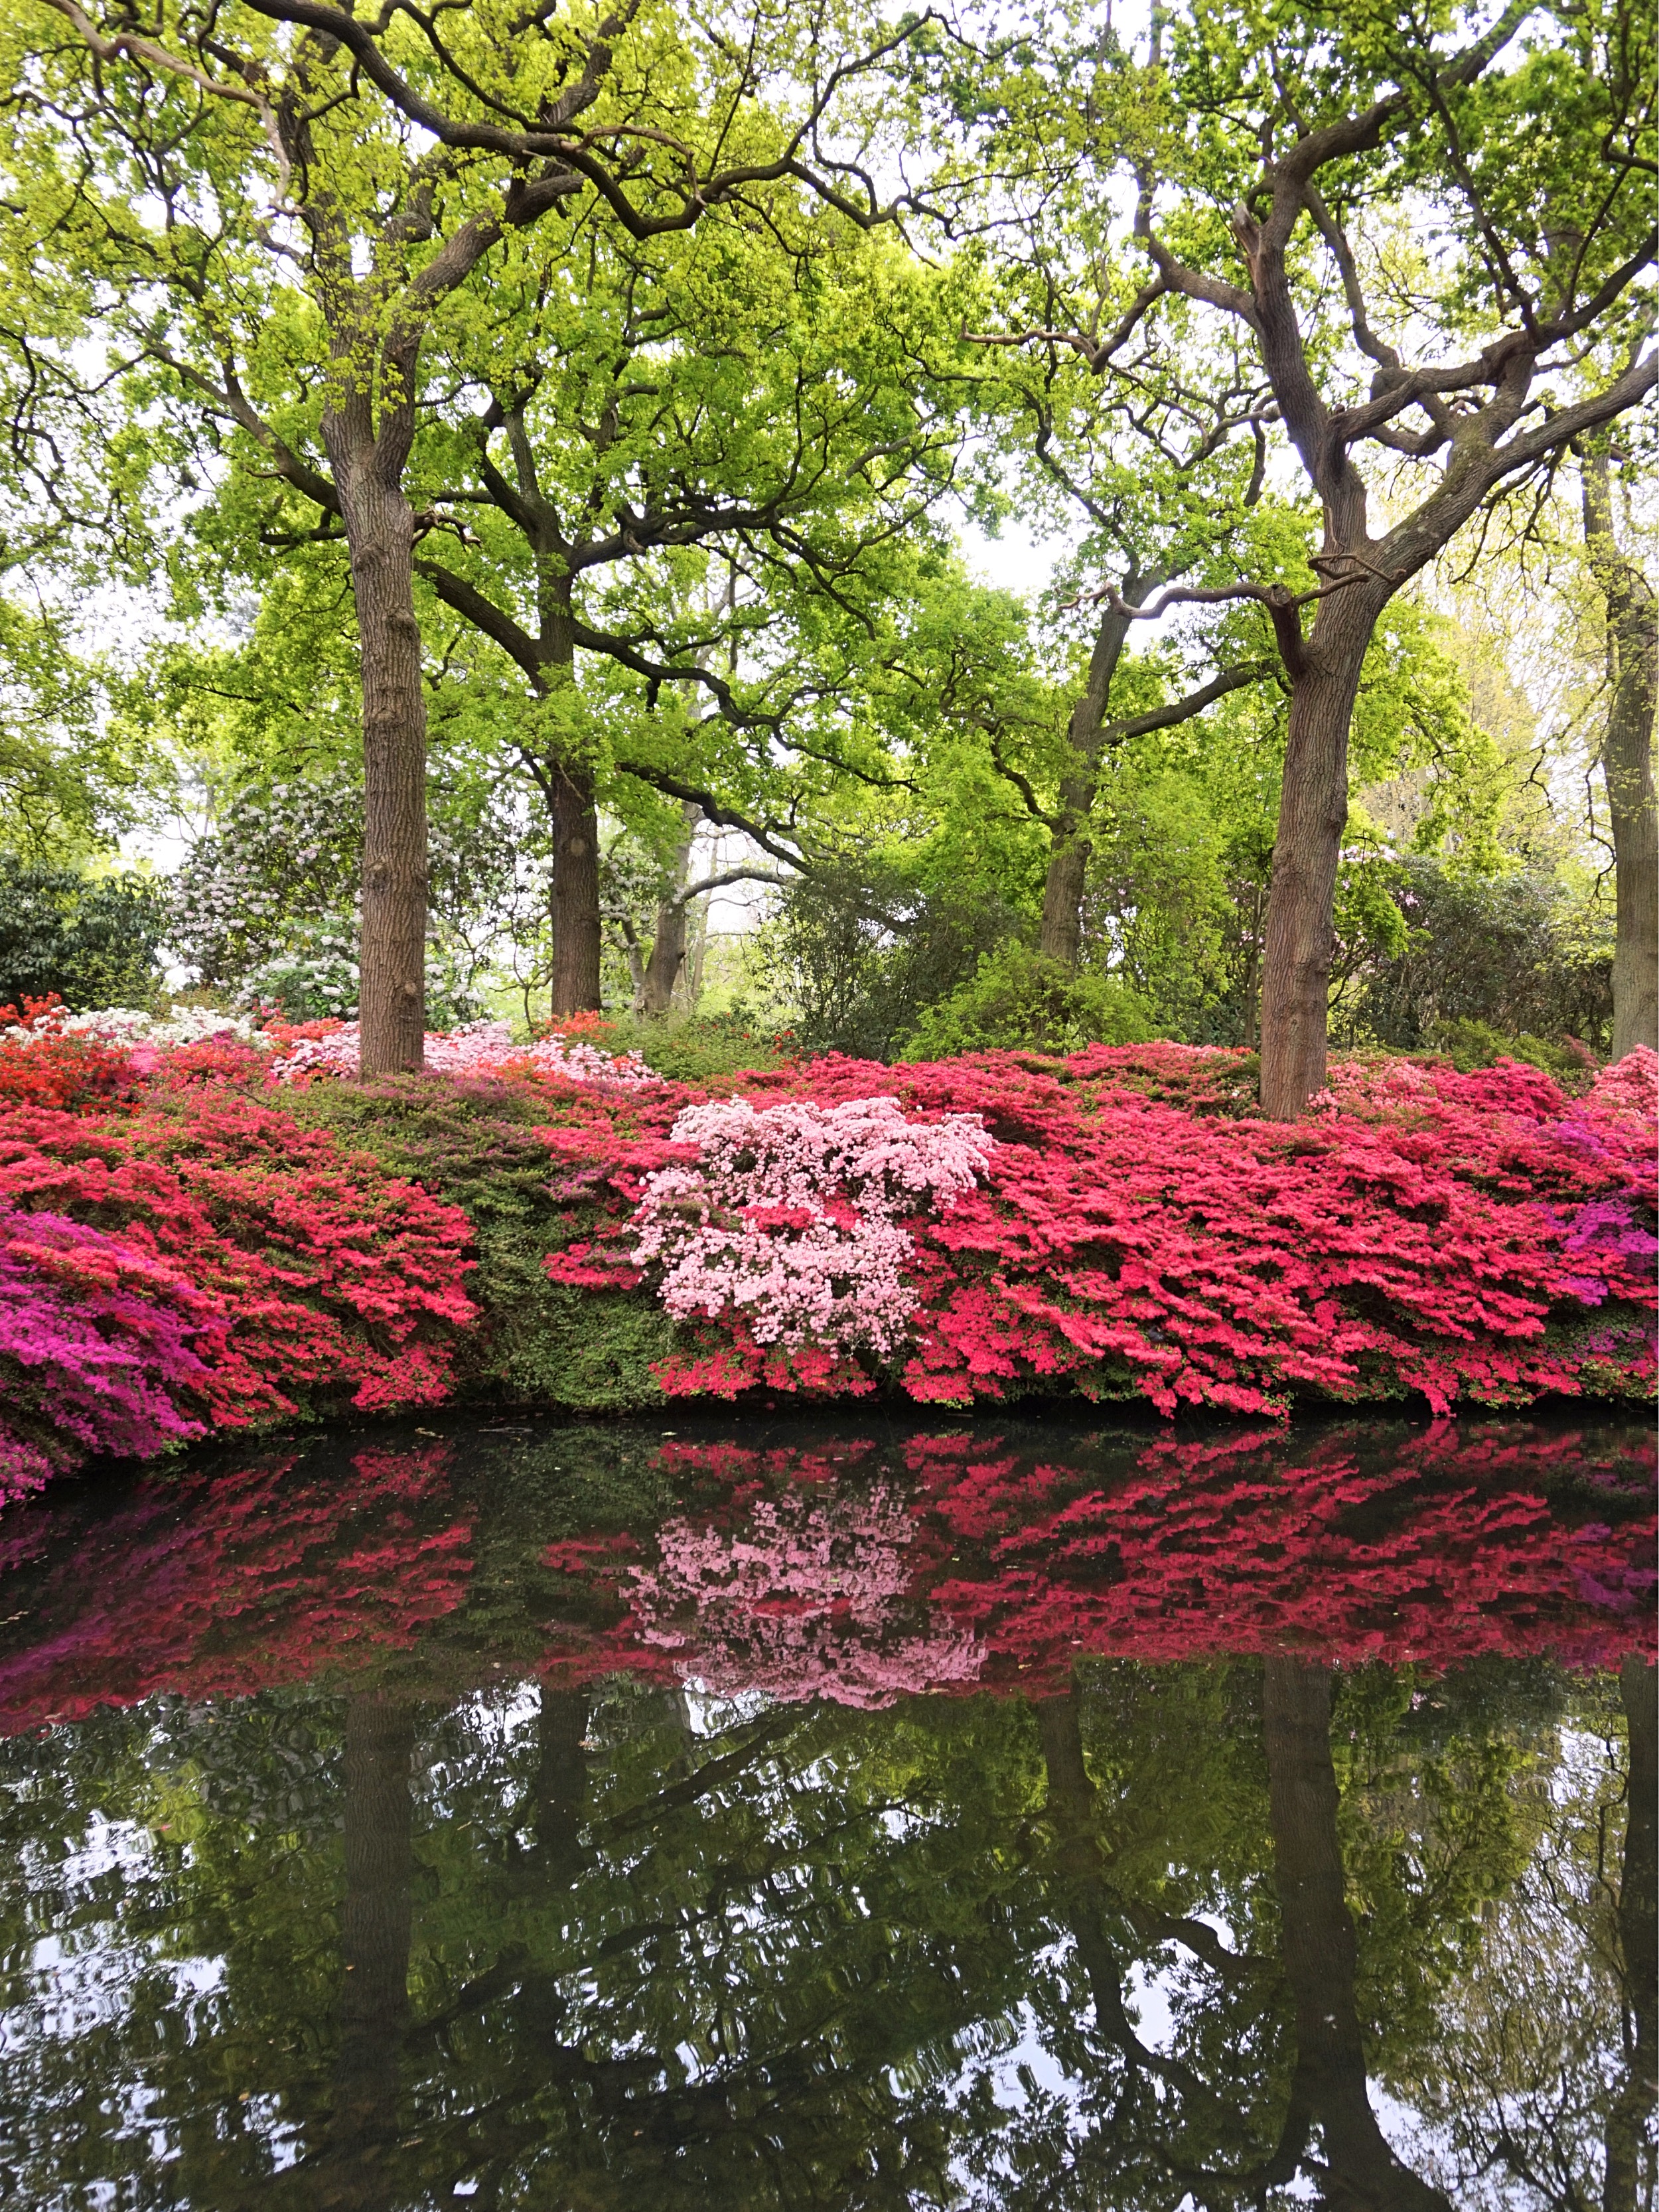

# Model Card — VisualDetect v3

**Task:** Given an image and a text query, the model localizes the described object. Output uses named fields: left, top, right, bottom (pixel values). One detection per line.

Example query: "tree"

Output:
left=955, top=264, right=1283, bottom=969
left=153, top=599, right=538, bottom=1021
left=0, top=598, right=167, bottom=861
left=938, top=0, right=1656, bottom=1112
left=6, top=0, right=937, bottom=1067
left=397, top=208, right=966, bottom=1014
left=1581, top=446, right=1658, bottom=1061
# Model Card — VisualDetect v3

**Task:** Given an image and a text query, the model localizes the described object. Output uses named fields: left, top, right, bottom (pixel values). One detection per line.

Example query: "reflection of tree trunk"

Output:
left=1262, top=1661, right=1451, bottom=2212
left=1034, top=1690, right=1240, bottom=2127
left=317, top=1696, right=417, bottom=2211
left=1035, top=1694, right=1137, bottom=2031
left=1605, top=1654, right=1658, bottom=2212
left=533, top=1685, right=591, bottom=1894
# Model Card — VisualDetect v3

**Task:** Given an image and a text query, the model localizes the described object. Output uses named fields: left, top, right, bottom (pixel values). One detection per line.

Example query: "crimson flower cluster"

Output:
left=0, top=1092, right=477, bottom=1483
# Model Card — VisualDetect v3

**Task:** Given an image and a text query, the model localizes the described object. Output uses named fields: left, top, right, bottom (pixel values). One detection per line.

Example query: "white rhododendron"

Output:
left=9, top=1006, right=272, bottom=1049
left=632, top=1094, right=994, bottom=1355
left=269, top=1017, right=654, bottom=1086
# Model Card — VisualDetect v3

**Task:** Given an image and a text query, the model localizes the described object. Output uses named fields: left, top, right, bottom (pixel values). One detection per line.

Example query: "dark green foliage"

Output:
left=0, top=856, right=167, bottom=1012
left=1434, top=1019, right=1599, bottom=1082
left=902, top=944, right=1154, bottom=1058
left=760, top=871, right=1019, bottom=1060
left=283, top=1074, right=672, bottom=1410
left=1356, top=859, right=1613, bottom=1056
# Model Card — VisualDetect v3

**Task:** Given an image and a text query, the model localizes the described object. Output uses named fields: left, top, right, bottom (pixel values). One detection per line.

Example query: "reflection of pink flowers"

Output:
left=632, top=1096, right=993, bottom=1356
left=628, top=1480, right=985, bottom=1707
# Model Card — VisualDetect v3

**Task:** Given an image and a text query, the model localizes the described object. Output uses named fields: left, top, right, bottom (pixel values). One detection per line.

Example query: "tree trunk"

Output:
left=1583, top=455, right=1659, bottom=1063
left=318, top=1694, right=417, bottom=2209
left=1039, top=783, right=1095, bottom=968
left=331, top=466, right=430, bottom=1074
left=1240, top=878, right=1265, bottom=1050
left=639, top=802, right=700, bottom=1015
left=1258, top=585, right=1383, bottom=1120
left=1262, top=1660, right=1451, bottom=2212
left=1605, top=1653, right=1658, bottom=2212
left=1038, top=589, right=1152, bottom=969
left=549, top=762, right=603, bottom=1016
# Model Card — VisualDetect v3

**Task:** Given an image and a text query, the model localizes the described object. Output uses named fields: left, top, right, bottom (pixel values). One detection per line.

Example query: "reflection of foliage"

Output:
left=1392, top=1670, right=1656, bottom=2211
left=1, top=1416, right=1649, bottom=1723
left=0, top=1443, right=472, bottom=1728
left=632, top=1479, right=984, bottom=1706
left=0, top=1417, right=1650, bottom=2205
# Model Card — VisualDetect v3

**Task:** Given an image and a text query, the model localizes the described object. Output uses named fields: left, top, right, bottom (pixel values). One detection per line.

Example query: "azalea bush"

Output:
left=0, top=1208, right=218, bottom=1507
left=628, top=1095, right=993, bottom=1358
left=0, top=1082, right=478, bottom=1487
left=544, top=1044, right=1657, bottom=1418
left=0, top=1002, right=1651, bottom=1502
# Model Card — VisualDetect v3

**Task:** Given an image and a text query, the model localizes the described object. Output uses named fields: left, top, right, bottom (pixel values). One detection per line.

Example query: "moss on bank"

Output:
left=285, top=1074, right=672, bottom=1410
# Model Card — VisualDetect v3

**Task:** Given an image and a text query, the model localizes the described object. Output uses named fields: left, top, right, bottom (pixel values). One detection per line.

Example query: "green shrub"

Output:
left=577, top=1008, right=793, bottom=1084
left=283, top=1074, right=672, bottom=1410
left=900, top=945, right=1155, bottom=1060
left=0, top=857, right=167, bottom=1012
left=1433, top=1018, right=1598, bottom=1082
left=1356, top=859, right=1613, bottom=1055
left=757, top=871, right=1021, bottom=1060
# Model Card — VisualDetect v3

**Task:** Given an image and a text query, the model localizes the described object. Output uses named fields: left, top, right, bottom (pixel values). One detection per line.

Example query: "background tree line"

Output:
left=0, top=0, right=1652, bottom=1108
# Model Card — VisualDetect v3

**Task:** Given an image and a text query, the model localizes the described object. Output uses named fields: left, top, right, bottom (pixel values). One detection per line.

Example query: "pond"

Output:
left=0, top=1408, right=1652, bottom=2209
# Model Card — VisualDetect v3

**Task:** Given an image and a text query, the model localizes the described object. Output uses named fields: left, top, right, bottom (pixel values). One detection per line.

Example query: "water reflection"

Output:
left=0, top=1412, right=1652, bottom=2208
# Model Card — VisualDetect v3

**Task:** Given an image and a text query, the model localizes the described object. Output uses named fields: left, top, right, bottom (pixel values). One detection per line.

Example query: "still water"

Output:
left=0, top=1409, right=1652, bottom=2210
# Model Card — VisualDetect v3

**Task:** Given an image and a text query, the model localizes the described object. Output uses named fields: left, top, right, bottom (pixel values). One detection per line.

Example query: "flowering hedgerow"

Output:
left=269, top=1015, right=654, bottom=1088
left=0, top=1092, right=477, bottom=1480
left=544, top=1045, right=1658, bottom=1417
left=0, top=1208, right=218, bottom=1486
left=0, top=1013, right=1652, bottom=1501
left=0, top=998, right=151, bottom=1114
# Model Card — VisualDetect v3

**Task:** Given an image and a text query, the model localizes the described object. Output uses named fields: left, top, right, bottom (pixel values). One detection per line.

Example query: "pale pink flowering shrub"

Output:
left=269, top=1017, right=654, bottom=1087
left=628, top=1480, right=985, bottom=1707
left=630, top=1094, right=994, bottom=1355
